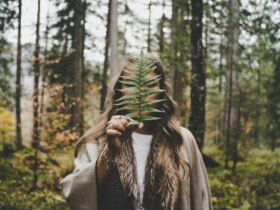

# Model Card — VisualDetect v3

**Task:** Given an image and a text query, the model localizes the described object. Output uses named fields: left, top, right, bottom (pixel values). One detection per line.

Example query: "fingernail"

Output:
left=139, top=122, right=143, bottom=129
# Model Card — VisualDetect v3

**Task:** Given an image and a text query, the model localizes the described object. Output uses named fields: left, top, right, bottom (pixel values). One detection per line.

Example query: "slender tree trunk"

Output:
left=254, top=68, right=261, bottom=145
left=80, top=0, right=87, bottom=135
left=170, top=0, right=178, bottom=88
left=225, top=0, right=240, bottom=171
left=158, top=0, right=165, bottom=53
left=217, top=36, right=224, bottom=144
left=39, top=5, right=50, bottom=143
left=122, top=0, right=128, bottom=55
left=189, top=0, right=206, bottom=150
left=147, top=0, right=152, bottom=52
left=269, top=55, right=280, bottom=151
left=32, top=0, right=41, bottom=190
left=100, top=0, right=112, bottom=111
left=16, top=0, right=22, bottom=149
left=110, top=0, right=118, bottom=80
left=178, top=5, right=189, bottom=127
left=71, top=0, right=84, bottom=137
left=62, top=14, right=70, bottom=56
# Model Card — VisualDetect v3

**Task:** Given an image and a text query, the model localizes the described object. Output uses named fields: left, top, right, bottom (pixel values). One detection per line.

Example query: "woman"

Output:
left=60, top=54, right=213, bottom=210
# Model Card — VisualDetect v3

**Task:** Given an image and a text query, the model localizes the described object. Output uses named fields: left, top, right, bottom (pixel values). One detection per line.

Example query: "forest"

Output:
left=0, top=0, right=279, bottom=209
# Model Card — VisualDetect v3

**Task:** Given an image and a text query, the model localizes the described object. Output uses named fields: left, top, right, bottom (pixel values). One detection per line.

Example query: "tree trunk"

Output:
left=189, top=0, right=206, bottom=150
left=158, top=0, right=165, bottom=53
left=217, top=35, right=224, bottom=144
left=100, top=0, right=112, bottom=111
left=225, top=0, right=240, bottom=171
left=70, top=0, right=85, bottom=137
left=122, top=0, right=129, bottom=55
left=110, top=0, right=118, bottom=81
left=39, top=6, right=50, bottom=145
left=16, top=0, right=22, bottom=149
left=147, top=0, right=152, bottom=52
left=32, top=0, right=41, bottom=190
left=253, top=68, right=261, bottom=145
left=170, top=0, right=178, bottom=88
left=80, top=0, right=87, bottom=135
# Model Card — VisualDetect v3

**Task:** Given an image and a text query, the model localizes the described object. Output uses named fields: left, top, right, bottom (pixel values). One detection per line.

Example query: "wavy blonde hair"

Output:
left=75, top=54, right=189, bottom=180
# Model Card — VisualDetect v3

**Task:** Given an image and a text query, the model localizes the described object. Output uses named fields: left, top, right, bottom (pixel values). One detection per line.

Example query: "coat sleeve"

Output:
left=182, top=128, right=213, bottom=210
left=60, top=142, right=100, bottom=210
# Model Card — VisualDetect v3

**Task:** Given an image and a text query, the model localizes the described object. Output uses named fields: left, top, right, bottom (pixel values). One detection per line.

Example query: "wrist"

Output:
left=104, top=145, right=118, bottom=160
left=100, top=145, right=118, bottom=170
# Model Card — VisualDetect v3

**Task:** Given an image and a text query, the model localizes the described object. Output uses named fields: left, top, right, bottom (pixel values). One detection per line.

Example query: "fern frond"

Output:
left=115, top=51, right=166, bottom=125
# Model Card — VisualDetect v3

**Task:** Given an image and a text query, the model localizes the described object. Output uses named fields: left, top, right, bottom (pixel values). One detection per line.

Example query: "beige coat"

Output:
left=60, top=126, right=213, bottom=210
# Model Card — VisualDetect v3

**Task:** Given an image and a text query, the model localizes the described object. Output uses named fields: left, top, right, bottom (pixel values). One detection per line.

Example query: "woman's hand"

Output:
left=106, top=115, right=142, bottom=155
left=106, top=115, right=128, bottom=154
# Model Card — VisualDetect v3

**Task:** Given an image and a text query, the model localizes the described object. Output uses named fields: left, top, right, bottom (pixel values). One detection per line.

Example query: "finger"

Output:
left=109, top=117, right=129, bottom=127
left=138, top=122, right=144, bottom=129
left=119, top=118, right=129, bottom=126
left=106, top=129, right=122, bottom=136
left=123, top=116, right=133, bottom=122
left=109, top=122, right=126, bottom=132
left=108, top=118, right=118, bottom=124
left=112, top=115, right=123, bottom=120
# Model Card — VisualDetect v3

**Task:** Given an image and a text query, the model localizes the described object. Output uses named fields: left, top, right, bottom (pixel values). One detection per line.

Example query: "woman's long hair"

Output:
left=75, top=53, right=190, bottom=185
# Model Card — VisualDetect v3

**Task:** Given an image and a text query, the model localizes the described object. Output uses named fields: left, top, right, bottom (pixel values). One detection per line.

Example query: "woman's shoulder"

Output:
left=77, top=136, right=101, bottom=162
left=178, top=126, right=201, bottom=163
left=178, top=126, right=197, bottom=146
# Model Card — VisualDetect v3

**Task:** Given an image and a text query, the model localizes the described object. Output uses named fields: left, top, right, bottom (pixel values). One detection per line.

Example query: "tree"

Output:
left=15, top=0, right=22, bottom=149
left=39, top=6, right=50, bottom=147
left=224, top=0, right=240, bottom=173
left=110, top=0, right=119, bottom=80
left=266, top=55, right=280, bottom=151
left=170, top=0, right=190, bottom=127
left=147, top=0, right=152, bottom=52
left=100, top=0, right=112, bottom=111
left=189, top=0, right=206, bottom=150
left=157, top=0, right=166, bottom=53
left=32, top=0, right=41, bottom=190
left=70, top=0, right=85, bottom=136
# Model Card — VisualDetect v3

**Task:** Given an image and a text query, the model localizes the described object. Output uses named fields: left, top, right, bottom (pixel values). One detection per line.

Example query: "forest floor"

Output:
left=0, top=143, right=279, bottom=210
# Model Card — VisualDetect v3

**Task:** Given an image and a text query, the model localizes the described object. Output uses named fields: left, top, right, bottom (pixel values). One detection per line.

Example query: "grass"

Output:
left=0, top=143, right=279, bottom=210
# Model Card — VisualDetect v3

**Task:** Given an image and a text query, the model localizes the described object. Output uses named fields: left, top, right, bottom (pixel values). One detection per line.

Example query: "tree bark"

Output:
left=147, top=0, right=152, bottom=52
left=100, top=0, right=112, bottom=111
left=70, top=0, right=85, bottom=136
left=170, top=0, right=178, bottom=88
left=16, top=0, right=22, bottom=149
left=158, top=0, right=165, bottom=53
left=32, top=0, right=41, bottom=190
left=189, top=0, right=206, bottom=150
left=225, top=0, right=240, bottom=171
left=110, top=0, right=118, bottom=81
left=39, top=6, right=50, bottom=146
left=80, top=0, right=87, bottom=135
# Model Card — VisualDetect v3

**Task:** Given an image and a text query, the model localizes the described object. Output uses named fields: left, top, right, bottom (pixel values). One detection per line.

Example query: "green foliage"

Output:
left=0, top=101, right=15, bottom=145
left=206, top=146, right=280, bottom=210
left=0, top=188, right=68, bottom=210
left=116, top=51, right=165, bottom=125
left=0, top=145, right=71, bottom=210
left=265, top=56, right=280, bottom=150
left=0, top=0, right=17, bottom=32
left=0, top=38, right=14, bottom=108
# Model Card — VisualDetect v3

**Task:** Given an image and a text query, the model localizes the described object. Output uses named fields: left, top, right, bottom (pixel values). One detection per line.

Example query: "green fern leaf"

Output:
left=115, top=51, right=166, bottom=126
